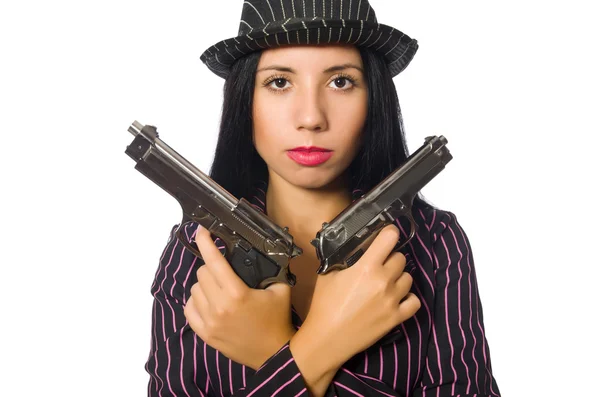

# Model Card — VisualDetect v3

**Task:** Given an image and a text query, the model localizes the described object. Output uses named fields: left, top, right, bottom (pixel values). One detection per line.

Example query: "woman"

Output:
left=145, top=1, right=501, bottom=396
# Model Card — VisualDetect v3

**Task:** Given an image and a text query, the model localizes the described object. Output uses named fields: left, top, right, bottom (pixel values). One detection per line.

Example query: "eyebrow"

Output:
left=256, top=63, right=364, bottom=74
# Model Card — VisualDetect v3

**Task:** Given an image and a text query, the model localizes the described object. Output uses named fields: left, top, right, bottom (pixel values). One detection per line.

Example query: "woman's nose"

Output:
left=293, top=87, right=328, bottom=133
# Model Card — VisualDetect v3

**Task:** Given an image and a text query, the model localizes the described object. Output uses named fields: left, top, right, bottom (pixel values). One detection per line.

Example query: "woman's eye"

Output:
left=329, top=77, right=353, bottom=89
left=269, top=78, right=290, bottom=89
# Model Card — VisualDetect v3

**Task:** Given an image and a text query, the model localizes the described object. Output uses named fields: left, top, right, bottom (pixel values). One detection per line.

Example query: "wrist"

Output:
left=289, top=322, right=342, bottom=393
left=254, top=325, right=298, bottom=371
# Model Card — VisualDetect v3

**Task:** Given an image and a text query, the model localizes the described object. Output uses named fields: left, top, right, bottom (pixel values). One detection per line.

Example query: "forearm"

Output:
left=289, top=324, right=343, bottom=397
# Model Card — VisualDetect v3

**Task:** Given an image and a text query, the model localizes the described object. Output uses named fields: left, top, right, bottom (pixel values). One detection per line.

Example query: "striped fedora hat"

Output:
left=200, top=0, right=418, bottom=79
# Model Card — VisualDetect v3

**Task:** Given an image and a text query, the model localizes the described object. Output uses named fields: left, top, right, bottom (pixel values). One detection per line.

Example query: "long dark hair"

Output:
left=209, top=46, right=437, bottom=212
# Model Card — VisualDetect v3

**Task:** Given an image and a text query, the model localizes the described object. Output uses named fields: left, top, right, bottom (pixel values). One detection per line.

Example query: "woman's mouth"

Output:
left=287, top=147, right=333, bottom=166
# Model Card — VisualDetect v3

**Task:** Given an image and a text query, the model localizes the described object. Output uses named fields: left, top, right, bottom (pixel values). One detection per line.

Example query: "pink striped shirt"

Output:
left=145, top=186, right=501, bottom=396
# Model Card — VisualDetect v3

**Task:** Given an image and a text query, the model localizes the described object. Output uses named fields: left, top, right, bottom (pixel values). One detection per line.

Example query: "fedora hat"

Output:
left=200, top=0, right=418, bottom=79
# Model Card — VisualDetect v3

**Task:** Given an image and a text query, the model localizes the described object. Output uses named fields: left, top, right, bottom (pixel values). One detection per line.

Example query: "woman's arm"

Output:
left=146, top=223, right=311, bottom=397
left=290, top=329, right=404, bottom=397
left=289, top=325, right=342, bottom=397
left=290, top=328, right=405, bottom=397
left=287, top=211, right=503, bottom=397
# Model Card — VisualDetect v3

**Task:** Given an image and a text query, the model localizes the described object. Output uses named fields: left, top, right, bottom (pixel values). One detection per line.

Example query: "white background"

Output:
left=1, top=0, right=598, bottom=395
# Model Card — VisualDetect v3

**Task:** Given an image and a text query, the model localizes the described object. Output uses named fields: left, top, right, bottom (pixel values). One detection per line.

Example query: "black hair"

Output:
left=209, top=47, right=437, bottom=212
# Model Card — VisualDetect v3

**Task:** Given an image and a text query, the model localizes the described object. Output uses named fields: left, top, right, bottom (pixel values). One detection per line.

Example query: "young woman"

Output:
left=145, top=1, right=501, bottom=396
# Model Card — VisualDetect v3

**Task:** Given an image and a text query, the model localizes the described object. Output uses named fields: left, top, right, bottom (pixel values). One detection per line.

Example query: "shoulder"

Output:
left=394, top=201, right=474, bottom=283
left=415, top=205, right=463, bottom=245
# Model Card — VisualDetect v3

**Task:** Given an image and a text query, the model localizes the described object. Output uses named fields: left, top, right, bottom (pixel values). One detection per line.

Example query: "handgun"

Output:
left=311, top=135, right=453, bottom=274
left=125, top=121, right=302, bottom=289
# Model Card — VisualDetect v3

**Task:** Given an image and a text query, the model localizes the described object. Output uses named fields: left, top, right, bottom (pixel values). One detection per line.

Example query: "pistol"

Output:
left=125, top=121, right=302, bottom=289
left=311, top=136, right=453, bottom=274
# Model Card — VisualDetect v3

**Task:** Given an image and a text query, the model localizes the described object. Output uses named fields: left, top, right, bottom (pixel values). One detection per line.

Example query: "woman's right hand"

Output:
left=300, top=224, right=421, bottom=368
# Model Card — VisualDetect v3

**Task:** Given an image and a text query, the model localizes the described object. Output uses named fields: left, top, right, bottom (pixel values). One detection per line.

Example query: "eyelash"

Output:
left=262, top=73, right=358, bottom=93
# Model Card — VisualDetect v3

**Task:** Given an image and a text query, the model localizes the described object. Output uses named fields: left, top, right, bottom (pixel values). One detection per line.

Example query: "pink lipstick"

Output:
left=287, top=146, right=333, bottom=166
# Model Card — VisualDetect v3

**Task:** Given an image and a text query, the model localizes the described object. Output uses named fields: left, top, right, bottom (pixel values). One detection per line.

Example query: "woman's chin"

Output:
left=281, top=170, right=348, bottom=191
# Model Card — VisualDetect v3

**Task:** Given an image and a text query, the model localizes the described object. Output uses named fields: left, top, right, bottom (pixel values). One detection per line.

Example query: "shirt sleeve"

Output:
left=412, top=211, right=501, bottom=397
left=230, top=343, right=308, bottom=396
left=324, top=369, right=402, bottom=396
left=145, top=223, right=309, bottom=397
left=145, top=223, right=209, bottom=397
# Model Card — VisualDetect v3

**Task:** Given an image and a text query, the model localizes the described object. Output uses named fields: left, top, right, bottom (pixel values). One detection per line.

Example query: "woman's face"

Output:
left=252, top=44, right=367, bottom=190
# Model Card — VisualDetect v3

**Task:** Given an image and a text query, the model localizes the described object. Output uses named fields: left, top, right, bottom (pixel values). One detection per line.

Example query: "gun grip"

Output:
left=174, top=217, right=296, bottom=289
left=229, top=245, right=291, bottom=289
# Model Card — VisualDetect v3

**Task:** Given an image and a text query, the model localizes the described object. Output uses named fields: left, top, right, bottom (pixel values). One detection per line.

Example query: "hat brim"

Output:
left=200, top=18, right=418, bottom=79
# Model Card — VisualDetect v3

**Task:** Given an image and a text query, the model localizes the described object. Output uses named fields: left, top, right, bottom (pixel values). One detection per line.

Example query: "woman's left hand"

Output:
left=184, top=225, right=297, bottom=371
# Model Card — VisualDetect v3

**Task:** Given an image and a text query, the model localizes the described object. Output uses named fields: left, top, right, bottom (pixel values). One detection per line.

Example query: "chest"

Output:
left=288, top=254, right=320, bottom=322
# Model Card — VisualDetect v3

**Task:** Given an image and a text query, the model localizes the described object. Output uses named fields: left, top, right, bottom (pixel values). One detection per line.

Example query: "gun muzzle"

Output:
left=128, top=120, right=144, bottom=136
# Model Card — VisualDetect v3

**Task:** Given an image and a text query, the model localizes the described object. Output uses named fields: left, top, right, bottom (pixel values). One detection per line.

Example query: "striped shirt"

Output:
left=145, top=185, right=501, bottom=396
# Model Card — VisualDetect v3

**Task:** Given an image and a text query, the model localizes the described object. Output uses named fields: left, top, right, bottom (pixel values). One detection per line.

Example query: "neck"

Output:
left=265, top=173, right=353, bottom=243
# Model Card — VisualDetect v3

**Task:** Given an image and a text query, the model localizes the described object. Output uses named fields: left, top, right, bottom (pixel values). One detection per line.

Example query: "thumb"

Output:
left=266, top=281, right=292, bottom=297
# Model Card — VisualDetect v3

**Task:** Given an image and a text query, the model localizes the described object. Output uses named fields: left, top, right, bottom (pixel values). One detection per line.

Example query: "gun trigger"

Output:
left=287, top=271, right=297, bottom=287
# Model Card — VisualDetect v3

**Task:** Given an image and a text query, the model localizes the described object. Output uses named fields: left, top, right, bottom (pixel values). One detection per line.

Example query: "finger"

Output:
left=265, top=281, right=292, bottom=299
left=195, top=268, right=219, bottom=308
left=184, top=293, right=206, bottom=336
left=359, top=224, right=400, bottom=268
left=396, top=293, right=421, bottom=321
left=394, top=271, right=413, bottom=300
left=195, top=225, right=246, bottom=291
left=383, top=251, right=407, bottom=281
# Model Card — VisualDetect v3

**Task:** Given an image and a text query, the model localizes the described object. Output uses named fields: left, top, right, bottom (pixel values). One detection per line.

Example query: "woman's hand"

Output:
left=184, top=225, right=297, bottom=371
left=294, top=224, right=421, bottom=369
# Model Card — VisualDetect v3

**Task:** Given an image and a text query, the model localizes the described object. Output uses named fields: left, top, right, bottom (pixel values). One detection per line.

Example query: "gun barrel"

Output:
left=312, top=135, right=452, bottom=272
left=126, top=120, right=304, bottom=287
left=129, top=120, right=238, bottom=209
left=128, top=120, right=143, bottom=136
